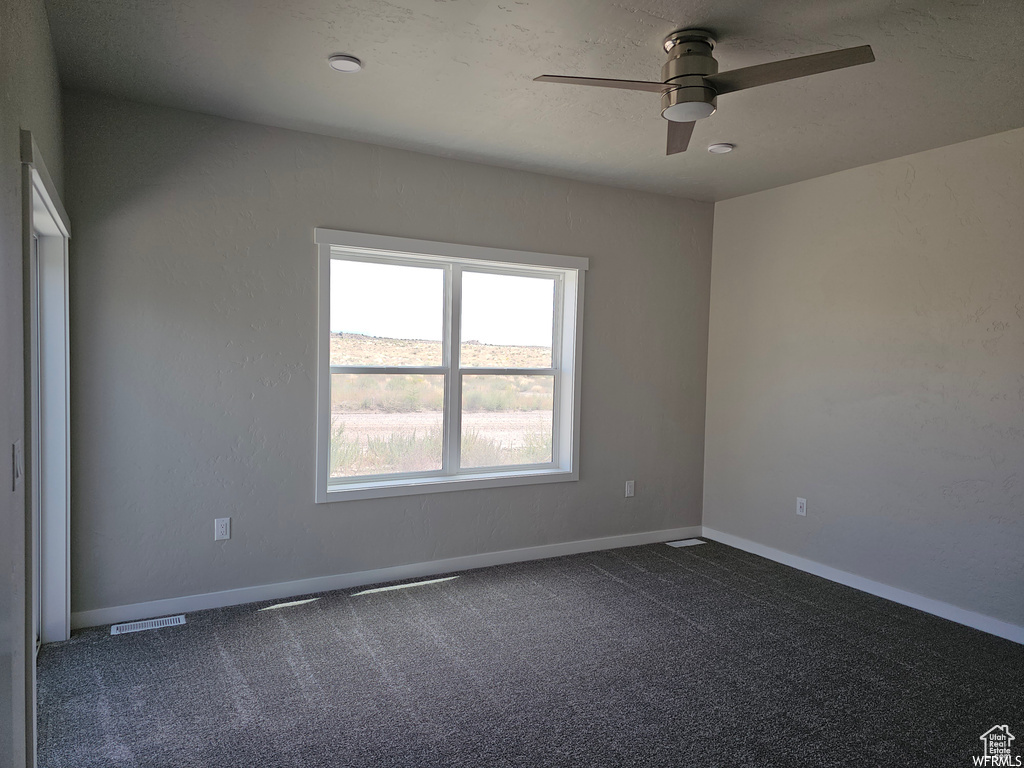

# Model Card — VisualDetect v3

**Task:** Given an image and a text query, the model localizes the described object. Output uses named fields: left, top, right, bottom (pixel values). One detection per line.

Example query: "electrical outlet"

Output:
left=625, top=480, right=635, bottom=498
left=214, top=517, right=231, bottom=541
left=797, top=497, right=807, bottom=517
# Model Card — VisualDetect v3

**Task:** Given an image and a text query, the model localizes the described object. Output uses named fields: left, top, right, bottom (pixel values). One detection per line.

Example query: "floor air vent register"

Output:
left=110, top=615, right=186, bottom=635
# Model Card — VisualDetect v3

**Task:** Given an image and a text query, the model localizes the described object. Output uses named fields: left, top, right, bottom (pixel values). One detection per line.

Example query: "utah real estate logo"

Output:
left=975, top=725, right=1020, bottom=766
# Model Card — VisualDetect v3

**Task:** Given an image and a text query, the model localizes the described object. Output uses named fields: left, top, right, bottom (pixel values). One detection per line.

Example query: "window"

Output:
left=315, top=229, right=587, bottom=501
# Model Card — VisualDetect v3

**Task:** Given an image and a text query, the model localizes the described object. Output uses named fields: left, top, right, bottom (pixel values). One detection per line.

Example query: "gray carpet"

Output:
left=38, top=541, right=1023, bottom=767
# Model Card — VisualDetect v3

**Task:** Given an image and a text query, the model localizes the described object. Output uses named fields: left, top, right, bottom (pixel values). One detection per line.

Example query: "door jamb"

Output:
left=21, top=130, right=71, bottom=768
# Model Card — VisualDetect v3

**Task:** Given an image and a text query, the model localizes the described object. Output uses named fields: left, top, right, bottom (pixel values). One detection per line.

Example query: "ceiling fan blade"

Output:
left=534, top=75, right=676, bottom=93
left=666, top=121, right=694, bottom=155
left=705, top=45, right=874, bottom=96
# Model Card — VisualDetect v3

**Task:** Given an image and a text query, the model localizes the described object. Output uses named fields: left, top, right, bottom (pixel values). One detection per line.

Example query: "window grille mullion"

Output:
left=329, top=365, right=447, bottom=375
left=446, top=265, right=463, bottom=473
left=456, top=367, right=555, bottom=376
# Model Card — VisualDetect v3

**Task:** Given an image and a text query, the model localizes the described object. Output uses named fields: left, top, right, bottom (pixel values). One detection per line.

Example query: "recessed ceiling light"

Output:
left=707, top=143, right=735, bottom=154
left=328, top=54, right=362, bottom=73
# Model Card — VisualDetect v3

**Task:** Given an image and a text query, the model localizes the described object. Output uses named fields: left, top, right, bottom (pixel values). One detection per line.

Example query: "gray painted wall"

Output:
left=0, top=0, right=63, bottom=764
left=63, top=92, right=713, bottom=614
left=705, top=128, right=1024, bottom=626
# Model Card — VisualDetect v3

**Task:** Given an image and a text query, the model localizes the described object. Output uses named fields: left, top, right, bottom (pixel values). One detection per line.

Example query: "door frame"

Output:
left=21, top=130, right=71, bottom=768
left=23, top=131, right=71, bottom=645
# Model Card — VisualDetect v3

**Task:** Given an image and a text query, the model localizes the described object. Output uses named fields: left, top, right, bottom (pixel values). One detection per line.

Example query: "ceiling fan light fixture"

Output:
left=661, top=82, right=717, bottom=123
left=328, top=54, right=362, bottom=73
left=662, top=101, right=716, bottom=122
left=708, top=143, right=735, bottom=154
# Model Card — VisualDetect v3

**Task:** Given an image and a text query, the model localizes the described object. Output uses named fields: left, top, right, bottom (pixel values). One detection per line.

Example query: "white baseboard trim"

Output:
left=701, top=527, right=1024, bottom=645
left=71, top=526, right=703, bottom=630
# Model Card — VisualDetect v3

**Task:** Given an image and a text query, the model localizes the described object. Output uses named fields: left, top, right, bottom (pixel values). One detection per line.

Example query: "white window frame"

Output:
left=314, top=228, right=587, bottom=502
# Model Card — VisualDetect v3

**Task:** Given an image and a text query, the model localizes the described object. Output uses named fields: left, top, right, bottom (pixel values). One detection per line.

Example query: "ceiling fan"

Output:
left=535, top=29, right=875, bottom=155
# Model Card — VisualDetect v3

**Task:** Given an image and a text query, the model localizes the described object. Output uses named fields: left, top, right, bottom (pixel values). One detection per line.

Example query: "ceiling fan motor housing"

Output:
left=661, top=29, right=718, bottom=122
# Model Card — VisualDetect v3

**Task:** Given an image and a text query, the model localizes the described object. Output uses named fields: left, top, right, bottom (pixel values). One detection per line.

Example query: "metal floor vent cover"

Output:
left=665, top=539, right=706, bottom=548
left=110, top=615, right=186, bottom=635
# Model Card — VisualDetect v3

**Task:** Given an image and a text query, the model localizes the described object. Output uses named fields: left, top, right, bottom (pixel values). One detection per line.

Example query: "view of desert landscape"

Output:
left=330, top=333, right=554, bottom=477
left=330, top=331, right=551, bottom=368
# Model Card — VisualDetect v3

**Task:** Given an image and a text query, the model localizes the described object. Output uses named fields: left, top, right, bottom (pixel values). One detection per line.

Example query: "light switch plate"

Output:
left=12, top=440, right=24, bottom=491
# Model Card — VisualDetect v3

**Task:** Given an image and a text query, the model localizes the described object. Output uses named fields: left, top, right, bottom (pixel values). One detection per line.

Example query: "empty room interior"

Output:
left=2, top=0, right=1023, bottom=765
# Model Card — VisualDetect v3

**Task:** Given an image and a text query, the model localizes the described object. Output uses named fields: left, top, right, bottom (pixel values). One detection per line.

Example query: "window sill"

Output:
left=319, top=467, right=578, bottom=503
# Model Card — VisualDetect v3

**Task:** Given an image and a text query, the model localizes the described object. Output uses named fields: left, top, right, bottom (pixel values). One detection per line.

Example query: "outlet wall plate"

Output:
left=214, top=517, right=231, bottom=541
left=625, top=480, right=635, bottom=498
left=797, top=497, right=807, bottom=517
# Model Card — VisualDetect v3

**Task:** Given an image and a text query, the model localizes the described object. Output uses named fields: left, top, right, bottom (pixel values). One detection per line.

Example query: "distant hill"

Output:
left=330, top=333, right=551, bottom=368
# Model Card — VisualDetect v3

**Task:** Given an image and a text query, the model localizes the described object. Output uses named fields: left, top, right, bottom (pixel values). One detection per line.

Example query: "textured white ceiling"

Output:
left=45, top=0, right=1024, bottom=201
